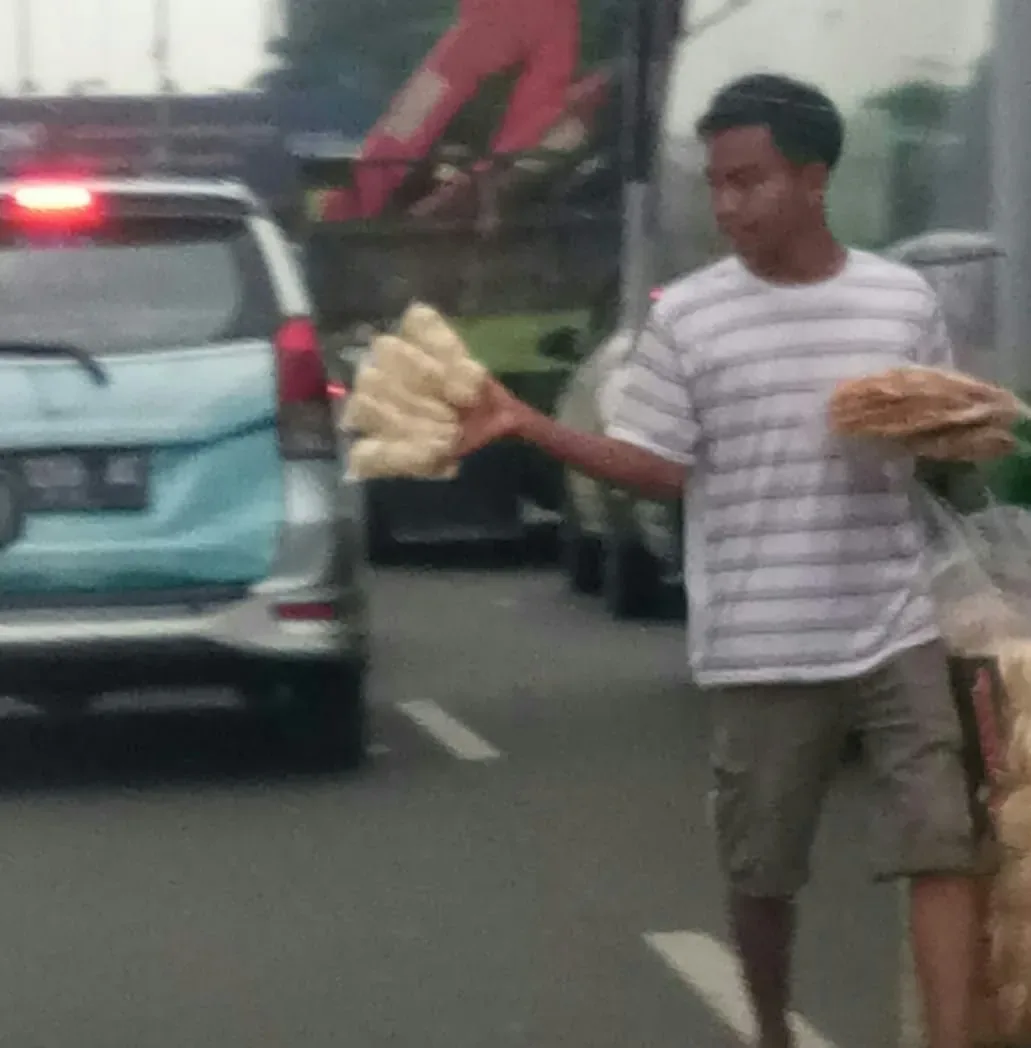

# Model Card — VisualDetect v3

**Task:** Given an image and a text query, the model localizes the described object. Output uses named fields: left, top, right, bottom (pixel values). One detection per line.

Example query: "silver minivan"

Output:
left=0, top=175, right=369, bottom=768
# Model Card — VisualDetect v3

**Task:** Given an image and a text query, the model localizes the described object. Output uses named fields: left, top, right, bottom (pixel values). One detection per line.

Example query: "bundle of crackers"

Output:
left=829, top=365, right=1027, bottom=461
left=339, top=302, right=488, bottom=480
left=988, top=644, right=1031, bottom=1040
left=919, top=496, right=1031, bottom=1040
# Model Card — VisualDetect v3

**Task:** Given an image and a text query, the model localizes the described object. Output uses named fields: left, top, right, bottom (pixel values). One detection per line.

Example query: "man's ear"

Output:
left=800, top=162, right=829, bottom=205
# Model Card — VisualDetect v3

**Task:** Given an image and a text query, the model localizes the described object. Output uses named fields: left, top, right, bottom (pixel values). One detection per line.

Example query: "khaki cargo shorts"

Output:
left=708, top=639, right=979, bottom=898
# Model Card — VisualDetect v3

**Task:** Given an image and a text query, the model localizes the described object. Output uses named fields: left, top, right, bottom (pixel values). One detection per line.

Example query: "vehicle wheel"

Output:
left=561, top=518, right=603, bottom=594
left=603, top=539, right=661, bottom=620
left=277, top=662, right=368, bottom=772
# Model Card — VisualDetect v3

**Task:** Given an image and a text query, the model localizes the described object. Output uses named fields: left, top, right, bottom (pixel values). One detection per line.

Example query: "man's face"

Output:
left=703, top=125, right=820, bottom=264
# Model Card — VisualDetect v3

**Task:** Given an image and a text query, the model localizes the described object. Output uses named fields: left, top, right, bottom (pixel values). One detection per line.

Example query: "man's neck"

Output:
left=745, top=229, right=846, bottom=286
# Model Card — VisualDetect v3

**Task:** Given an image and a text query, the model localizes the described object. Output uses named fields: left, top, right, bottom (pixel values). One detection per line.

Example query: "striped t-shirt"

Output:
left=606, top=249, right=951, bottom=685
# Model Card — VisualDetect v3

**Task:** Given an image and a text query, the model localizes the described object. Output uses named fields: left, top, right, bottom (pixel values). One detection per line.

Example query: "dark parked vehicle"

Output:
left=543, top=281, right=682, bottom=619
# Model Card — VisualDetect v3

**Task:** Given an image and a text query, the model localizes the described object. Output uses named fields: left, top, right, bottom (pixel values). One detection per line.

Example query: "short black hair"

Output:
left=695, top=73, right=844, bottom=170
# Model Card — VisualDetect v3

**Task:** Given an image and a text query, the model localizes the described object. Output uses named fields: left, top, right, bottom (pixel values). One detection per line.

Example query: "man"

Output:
left=455, top=74, right=978, bottom=1048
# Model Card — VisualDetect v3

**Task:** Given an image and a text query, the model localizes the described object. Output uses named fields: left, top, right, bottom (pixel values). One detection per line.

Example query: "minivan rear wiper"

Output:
left=0, top=341, right=108, bottom=385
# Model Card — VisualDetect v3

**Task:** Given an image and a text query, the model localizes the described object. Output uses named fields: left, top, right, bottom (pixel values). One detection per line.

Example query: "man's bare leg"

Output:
left=729, top=894, right=797, bottom=1048
left=909, top=874, right=977, bottom=1048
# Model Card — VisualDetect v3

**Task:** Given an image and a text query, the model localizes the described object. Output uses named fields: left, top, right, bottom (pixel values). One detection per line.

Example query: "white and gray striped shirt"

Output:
left=607, top=249, right=951, bottom=685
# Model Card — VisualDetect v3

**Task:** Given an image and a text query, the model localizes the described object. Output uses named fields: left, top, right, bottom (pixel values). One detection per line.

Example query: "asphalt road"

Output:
left=0, top=556, right=903, bottom=1048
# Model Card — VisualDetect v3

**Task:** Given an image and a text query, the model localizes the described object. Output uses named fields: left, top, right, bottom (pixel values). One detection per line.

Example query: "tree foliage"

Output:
left=865, top=79, right=958, bottom=130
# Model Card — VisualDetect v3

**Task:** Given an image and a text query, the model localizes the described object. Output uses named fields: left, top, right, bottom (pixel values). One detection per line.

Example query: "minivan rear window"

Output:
left=0, top=216, right=278, bottom=353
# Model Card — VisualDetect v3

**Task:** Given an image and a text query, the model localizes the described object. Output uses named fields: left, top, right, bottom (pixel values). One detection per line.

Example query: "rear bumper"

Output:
left=0, top=584, right=368, bottom=698
left=0, top=640, right=363, bottom=697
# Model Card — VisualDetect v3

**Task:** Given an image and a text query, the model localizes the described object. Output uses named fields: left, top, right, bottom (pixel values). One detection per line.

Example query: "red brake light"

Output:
left=274, top=318, right=336, bottom=459
left=8, top=184, right=101, bottom=225
left=275, top=601, right=336, bottom=621
left=275, top=318, right=327, bottom=404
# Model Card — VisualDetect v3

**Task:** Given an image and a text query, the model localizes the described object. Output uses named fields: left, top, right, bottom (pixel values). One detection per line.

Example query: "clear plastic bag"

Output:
left=918, top=489, right=1031, bottom=655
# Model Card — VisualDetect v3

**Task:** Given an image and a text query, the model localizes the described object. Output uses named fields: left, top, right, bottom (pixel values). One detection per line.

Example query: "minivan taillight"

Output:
left=275, top=318, right=336, bottom=459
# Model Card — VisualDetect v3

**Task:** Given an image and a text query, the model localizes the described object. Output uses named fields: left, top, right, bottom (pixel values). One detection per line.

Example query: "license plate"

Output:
left=17, top=450, right=150, bottom=512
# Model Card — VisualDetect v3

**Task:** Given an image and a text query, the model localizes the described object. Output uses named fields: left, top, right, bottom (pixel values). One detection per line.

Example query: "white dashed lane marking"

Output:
left=396, top=700, right=502, bottom=762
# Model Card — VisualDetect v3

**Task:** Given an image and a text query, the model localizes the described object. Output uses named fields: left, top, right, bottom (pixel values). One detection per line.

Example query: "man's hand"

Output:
left=455, top=374, right=687, bottom=501
left=455, top=376, right=534, bottom=456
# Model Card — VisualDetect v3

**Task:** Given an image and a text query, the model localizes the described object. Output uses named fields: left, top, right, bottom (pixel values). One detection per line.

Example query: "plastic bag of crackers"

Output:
left=917, top=492, right=1031, bottom=1044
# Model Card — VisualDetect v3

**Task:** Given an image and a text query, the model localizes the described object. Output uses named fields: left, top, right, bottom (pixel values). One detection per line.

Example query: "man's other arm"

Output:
left=514, top=411, right=687, bottom=501
left=512, top=307, right=698, bottom=502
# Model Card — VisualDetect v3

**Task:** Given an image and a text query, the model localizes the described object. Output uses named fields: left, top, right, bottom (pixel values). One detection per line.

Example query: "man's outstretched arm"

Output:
left=512, top=406, right=687, bottom=501
left=458, top=309, right=696, bottom=502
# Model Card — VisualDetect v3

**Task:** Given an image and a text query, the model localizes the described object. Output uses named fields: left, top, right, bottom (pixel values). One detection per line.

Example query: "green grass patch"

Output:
left=454, top=311, right=588, bottom=374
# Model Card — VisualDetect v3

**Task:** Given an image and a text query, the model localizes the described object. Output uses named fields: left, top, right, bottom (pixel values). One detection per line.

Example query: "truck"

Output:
left=287, top=0, right=628, bottom=556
